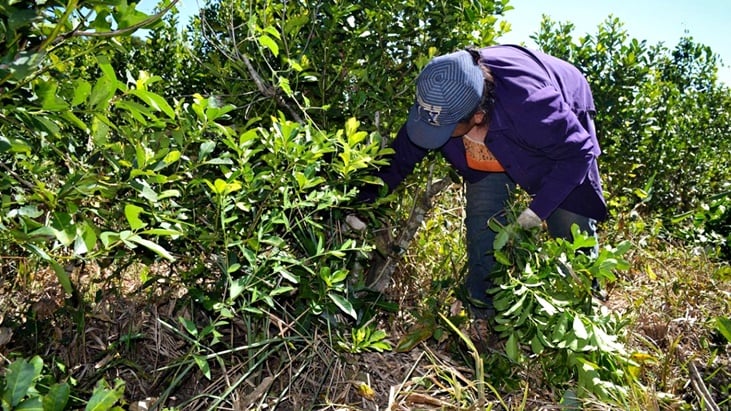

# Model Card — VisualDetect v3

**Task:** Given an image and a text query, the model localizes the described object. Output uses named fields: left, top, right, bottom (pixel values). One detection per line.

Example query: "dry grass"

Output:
left=609, top=235, right=731, bottom=409
left=1, top=225, right=729, bottom=410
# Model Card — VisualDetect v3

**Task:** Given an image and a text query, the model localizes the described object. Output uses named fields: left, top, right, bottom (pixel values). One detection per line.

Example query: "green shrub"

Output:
left=0, top=356, right=124, bottom=411
left=488, top=221, right=637, bottom=402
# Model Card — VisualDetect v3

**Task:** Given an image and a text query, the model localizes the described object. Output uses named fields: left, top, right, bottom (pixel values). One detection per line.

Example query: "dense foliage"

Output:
left=1, top=0, right=729, bottom=409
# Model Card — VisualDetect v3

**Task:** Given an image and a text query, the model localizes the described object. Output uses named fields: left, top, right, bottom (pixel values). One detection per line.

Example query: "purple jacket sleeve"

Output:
left=357, top=124, right=429, bottom=203
left=515, top=86, right=596, bottom=219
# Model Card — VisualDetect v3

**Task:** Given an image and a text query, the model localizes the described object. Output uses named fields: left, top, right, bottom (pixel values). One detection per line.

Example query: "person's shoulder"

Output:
left=479, top=44, right=524, bottom=59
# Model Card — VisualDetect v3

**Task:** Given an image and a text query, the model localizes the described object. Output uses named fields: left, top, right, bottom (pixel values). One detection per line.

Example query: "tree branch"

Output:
left=0, top=161, right=35, bottom=191
left=239, top=54, right=303, bottom=123
left=366, top=168, right=455, bottom=292
left=689, top=361, right=720, bottom=411
left=199, top=2, right=304, bottom=123
left=56, top=0, right=180, bottom=42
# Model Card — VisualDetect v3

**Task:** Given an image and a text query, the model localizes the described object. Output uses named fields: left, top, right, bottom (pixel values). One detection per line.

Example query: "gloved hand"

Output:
left=517, top=208, right=542, bottom=230
left=345, top=214, right=367, bottom=232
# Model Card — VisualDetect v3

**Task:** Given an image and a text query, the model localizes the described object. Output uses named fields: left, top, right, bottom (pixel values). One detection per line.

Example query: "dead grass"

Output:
left=1, top=230, right=729, bottom=410
left=604, top=235, right=731, bottom=409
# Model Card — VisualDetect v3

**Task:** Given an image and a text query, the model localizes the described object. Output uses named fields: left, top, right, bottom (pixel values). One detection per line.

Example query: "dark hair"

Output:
left=459, top=47, right=496, bottom=124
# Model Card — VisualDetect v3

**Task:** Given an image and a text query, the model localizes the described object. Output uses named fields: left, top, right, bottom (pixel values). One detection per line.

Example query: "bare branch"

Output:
left=689, top=361, right=720, bottom=411
left=365, top=169, right=456, bottom=292
left=0, top=162, right=35, bottom=191
left=239, top=54, right=303, bottom=123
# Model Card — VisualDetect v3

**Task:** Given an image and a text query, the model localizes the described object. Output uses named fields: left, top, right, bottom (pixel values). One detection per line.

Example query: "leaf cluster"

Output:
left=0, top=356, right=124, bottom=411
left=488, top=221, right=637, bottom=402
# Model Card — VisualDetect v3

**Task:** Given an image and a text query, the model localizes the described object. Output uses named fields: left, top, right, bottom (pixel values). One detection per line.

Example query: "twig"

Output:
left=240, top=54, right=303, bottom=123
left=688, top=361, right=720, bottom=411
left=57, top=0, right=181, bottom=41
left=199, top=2, right=304, bottom=123
left=365, top=168, right=455, bottom=291
left=0, top=162, right=35, bottom=190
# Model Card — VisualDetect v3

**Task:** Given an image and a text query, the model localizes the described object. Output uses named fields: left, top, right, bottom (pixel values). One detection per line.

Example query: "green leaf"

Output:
left=552, top=312, right=570, bottom=342
left=258, top=34, right=279, bottom=56
left=140, top=228, right=182, bottom=237
left=0, top=135, right=10, bottom=152
left=5, top=51, right=46, bottom=81
left=493, top=249, right=511, bottom=266
left=48, top=259, right=74, bottom=295
left=119, top=230, right=134, bottom=247
left=205, top=104, right=236, bottom=121
left=229, top=278, right=245, bottom=301
left=139, top=184, right=159, bottom=203
left=99, top=231, right=120, bottom=249
left=278, top=76, right=292, bottom=96
left=15, top=396, right=42, bottom=410
left=42, top=383, right=70, bottom=411
left=274, top=266, right=299, bottom=284
left=570, top=224, right=597, bottom=249
left=493, top=228, right=509, bottom=250
left=530, top=335, right=544, bottom=354
left=114, top=3, right=150, bottom=29
left=2, top=357, right=39, bottom=407
left=199, top=141, right=216, bottom=159
left=193, top=355, right=211, bottom=380
left=534, top=294, right=558, bottom=316
left=115, top=100, right=153, bottom=124
left=505, top=333, right=520, bottom=362
left=715, top=317, right=731, bottom=343
left=157, top=189, right=181, bottom=200
left=7, top=7, right=37, bottom=33
left=24, top=245, right=73, bottom=294
left=71, top=79, right=92, bottom=106
left=270, top=286, right=295, bottom=296
left=84, top=379, right=125, bottom=411
left=62, top=111, right=89, bottom=131
left=96, top=55, right=117, bottom=82
left=395, top=324, right=434, bottom=352
left=180, top=317, right=197, bottom=336
left=129, top=89, right=175, bottom=119
left=91, top=9, right=112, bottom=31
left=163, top=150, right=181, bottom=164
left=36, top=80, right=69, bottom=111
left=89, top=76, right=117, bottom=109
left=127, top=235, right=175, bottom=261
left=572, top=315, right=589, bottom=340
left=330, top=269, right=348, bottom=284
left=124, top=204, right=147, bottom=230
left=73, top=223, right=96, bottom=256
left=328, top=292, right=357, bottom=320
left=91, top=115, right=111, bottom=146
left=51, top=212, right=75, bottom=247
left=503, top=293, right=527, bottom=317
left=559, top=388, right=581, bottom=410
left=18, top=205, right=43, bottom=218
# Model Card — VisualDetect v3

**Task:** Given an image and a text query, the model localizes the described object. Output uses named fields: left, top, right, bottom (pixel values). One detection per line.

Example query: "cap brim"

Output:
left=406, top=104, right=457, bottom=149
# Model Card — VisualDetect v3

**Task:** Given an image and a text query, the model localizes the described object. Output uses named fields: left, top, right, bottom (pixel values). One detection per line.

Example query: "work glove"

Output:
left=517, top=208, right=542, bottom=230
left=345, top=214, right=368, bottom=232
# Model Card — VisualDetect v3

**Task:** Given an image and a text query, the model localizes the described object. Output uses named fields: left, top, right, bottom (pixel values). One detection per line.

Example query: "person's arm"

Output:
left=357, top=123, right=429, bottom=203
left=515, top=86, right=597, bottom=220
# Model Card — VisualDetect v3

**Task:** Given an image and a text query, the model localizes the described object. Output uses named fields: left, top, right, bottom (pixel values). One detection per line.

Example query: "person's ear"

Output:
left=473, top=110, right=486, bottom=124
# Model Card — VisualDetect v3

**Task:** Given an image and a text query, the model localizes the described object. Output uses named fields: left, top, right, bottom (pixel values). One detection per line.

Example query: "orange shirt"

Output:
left=463, top=134, right=504, bottom=172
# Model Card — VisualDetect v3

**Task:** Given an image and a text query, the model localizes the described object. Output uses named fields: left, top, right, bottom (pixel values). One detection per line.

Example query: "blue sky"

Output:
left=148, top=0, right=731, bottom=84
left=498, top=0, right=731, bottom=84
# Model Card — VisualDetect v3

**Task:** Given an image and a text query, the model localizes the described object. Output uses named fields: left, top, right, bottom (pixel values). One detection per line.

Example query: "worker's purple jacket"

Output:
left=364, top=45, right=608, bottom=221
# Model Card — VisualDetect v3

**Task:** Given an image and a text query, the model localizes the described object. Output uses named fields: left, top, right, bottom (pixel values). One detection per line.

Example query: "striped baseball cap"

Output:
left=407, top=50, right=484, bottom=149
